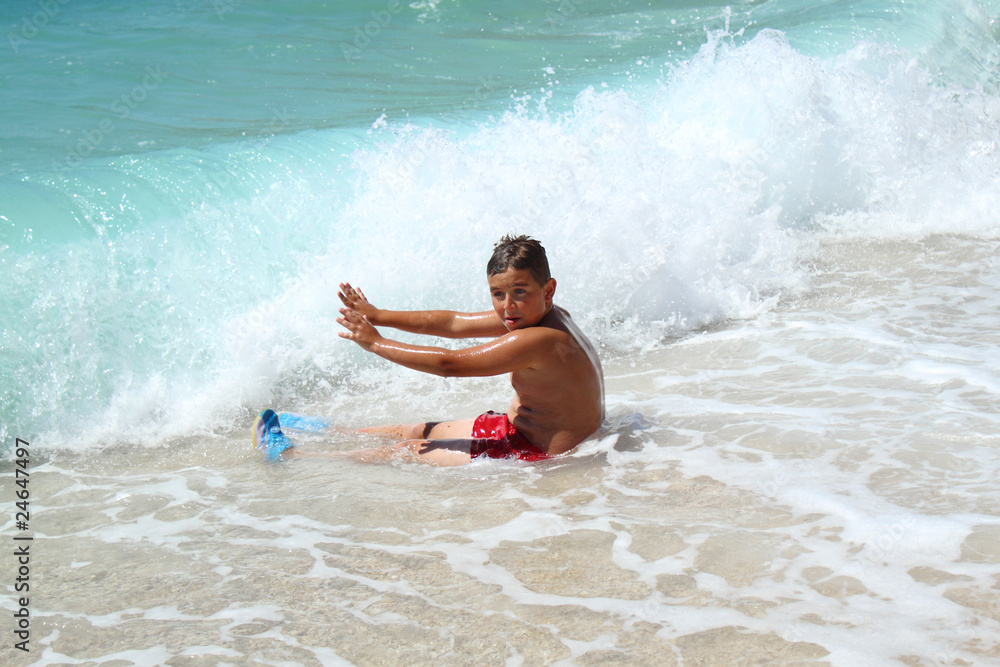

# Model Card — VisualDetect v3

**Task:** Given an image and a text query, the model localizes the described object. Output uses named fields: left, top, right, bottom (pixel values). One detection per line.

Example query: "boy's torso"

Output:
left=505, top=306, right=604, bottom=455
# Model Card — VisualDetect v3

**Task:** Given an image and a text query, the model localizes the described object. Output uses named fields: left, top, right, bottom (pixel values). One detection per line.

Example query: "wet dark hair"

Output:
left=487, top=234, right=551, bottom=286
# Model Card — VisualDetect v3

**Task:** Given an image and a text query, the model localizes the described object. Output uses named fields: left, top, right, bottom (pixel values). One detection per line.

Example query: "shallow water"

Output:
left=3, top=235, right=998, bottom=665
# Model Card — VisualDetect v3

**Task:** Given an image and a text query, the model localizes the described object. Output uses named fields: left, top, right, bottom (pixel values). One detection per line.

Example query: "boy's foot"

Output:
left=279, top=412, right=333, bottom=432
left=252, top=409, right=295, bottom=461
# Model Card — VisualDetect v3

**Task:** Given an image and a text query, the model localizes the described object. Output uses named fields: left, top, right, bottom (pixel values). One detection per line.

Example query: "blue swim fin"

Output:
left=252, top=409, right=295, bottom=461
left=278, top=412, right=333, bottom=433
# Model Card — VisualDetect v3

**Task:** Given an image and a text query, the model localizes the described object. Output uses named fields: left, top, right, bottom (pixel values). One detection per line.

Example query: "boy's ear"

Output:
left=544, top=278, right=556, bottom=302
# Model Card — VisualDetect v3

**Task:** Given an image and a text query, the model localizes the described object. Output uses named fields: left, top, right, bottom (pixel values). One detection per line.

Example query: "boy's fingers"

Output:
left=338, top=309, right=370, bottom=328
left=338, top=283, right=364, bottom=298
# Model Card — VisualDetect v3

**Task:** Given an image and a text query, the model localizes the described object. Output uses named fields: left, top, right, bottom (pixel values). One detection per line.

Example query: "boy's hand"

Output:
left=338, top=283, right=377, bottom=320
left=337, top=307, right=383, bottom=351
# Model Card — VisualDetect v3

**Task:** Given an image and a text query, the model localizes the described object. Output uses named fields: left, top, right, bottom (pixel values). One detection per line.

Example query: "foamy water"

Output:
left=4, top=235, right=999, bottom=665
left=3, top=0, right=1000, bottom=664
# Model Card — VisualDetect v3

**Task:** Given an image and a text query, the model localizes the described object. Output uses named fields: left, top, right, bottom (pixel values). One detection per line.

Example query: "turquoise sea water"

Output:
left=3, top=1, right=1000, bottom=664
left=4, top=0, right=999, bottom=450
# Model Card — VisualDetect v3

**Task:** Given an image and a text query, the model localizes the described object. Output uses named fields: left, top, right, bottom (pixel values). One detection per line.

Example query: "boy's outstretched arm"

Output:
left=337, top=306, right=552, bottom=377
left=338, top=283, right=507, bottom=339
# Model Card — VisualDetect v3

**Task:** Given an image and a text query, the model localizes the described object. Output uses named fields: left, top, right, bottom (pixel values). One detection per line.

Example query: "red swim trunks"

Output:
left=470, top=411, right=550, bottom=462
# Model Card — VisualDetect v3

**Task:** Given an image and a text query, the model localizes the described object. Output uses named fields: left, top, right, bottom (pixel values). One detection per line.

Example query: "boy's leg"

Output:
left=371, top=437, right=476, bottom=466
left=358, top=418, right=476, bottom=441
left=282, top=418, right=480, bottom=466
left=286, top=437, right=474, bottom=466
left=357, top=423, right=434, bottom=439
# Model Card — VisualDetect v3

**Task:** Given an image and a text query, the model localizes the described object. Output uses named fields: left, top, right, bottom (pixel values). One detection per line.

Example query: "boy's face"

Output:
left=488, top=268, right=556, bottom=331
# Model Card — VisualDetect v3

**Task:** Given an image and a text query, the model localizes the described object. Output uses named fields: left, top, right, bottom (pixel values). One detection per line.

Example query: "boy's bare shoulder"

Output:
left=497, top=307, right=594, bottom=363
left=504, top=323, right=567, bottom=345
left=508, top=314, right=595, bottom=364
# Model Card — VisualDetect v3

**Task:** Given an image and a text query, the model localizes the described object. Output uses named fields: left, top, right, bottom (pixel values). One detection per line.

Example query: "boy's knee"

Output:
left=395, top=439, right=471, bottom=466
left=394, top=439, right=430, bottom=454
left=388, top=423, right=433, bottom=439
left=401, top=422, right=440, bottom=439
left=419, top=421, right=441, bottom=438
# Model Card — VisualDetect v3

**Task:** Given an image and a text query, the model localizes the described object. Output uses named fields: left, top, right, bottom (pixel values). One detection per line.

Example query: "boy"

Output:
left=253, top=235, right=604, bottom=466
